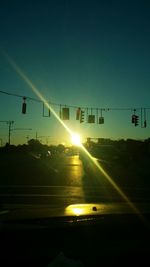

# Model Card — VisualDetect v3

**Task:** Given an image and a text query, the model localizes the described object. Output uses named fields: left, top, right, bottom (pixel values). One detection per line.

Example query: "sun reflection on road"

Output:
left=2, top=50, right=148, bottom=224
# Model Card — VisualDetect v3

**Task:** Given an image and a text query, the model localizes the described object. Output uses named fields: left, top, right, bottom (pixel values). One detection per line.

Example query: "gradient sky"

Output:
left=0, top=0, right=150, bottom=145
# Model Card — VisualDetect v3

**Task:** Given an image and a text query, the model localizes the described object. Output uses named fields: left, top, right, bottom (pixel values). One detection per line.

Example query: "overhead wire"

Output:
left=0, top=89, right=150, bottom=111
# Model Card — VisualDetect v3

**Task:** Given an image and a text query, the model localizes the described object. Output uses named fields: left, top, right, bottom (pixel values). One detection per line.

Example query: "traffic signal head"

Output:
left=22, top=97, right=27, bottom=114
left=134, top=115, right=139, bottom=126
left=62, top=108, right=70, bottom=120
left=80, top=110, right=85, bottom=123
left=99, top=117, right=104, bottom=124
left=131, top=114, right=139, bottom=126
left=76, top=108, right=81, bottom=120
left=132, top=115, right=136, bottom=123
left=88, top=115, right=95, bottom=123
left=22, top=102, right=26, bottom=114
left=144, top=120, right=147, bottom=128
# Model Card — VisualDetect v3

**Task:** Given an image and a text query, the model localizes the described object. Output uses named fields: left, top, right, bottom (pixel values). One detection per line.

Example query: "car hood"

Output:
left=1, top=202, right=150, bottom=223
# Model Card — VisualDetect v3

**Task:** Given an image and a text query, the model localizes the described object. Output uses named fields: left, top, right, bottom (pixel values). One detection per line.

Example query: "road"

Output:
left=0, top=155, right=150, bottom=208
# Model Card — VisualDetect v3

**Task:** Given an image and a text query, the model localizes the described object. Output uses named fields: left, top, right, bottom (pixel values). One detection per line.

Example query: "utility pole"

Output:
left=0, top=120, right=14, bottom=145
left=0, top=121, right=32, bottom=145
left=8, top=121, right=14, bottom=145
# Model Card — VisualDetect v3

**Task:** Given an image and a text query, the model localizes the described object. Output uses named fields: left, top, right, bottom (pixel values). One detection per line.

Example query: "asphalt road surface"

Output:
left=0, top=155, right=150, bottom=208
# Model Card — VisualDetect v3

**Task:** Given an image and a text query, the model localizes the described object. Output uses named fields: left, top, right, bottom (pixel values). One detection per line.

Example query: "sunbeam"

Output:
left=2, top=50, right=148, bottom=224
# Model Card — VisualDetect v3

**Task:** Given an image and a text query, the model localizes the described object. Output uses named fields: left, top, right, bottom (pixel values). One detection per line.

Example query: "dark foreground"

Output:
left=1, top=151, right=150, bottom=267
left=0, top=150, right=150, bottom=207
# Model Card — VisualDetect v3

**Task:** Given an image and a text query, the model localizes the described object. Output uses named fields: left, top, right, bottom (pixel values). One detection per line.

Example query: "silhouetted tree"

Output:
left=28, top=139, right=43, bottom=152
left=57, top=144, right=65, bottom=153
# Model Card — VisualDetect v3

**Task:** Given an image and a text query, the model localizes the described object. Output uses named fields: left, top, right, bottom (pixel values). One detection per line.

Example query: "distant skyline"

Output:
left=0, top=0, right=150, bottom=145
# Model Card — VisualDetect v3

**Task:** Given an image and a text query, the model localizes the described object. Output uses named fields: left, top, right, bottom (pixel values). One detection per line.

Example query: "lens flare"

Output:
left=71, top=133, right=81, bottom=146
left=1, top=49, right=73, bottom=136
left=2, top=50, right=148, bottom=224
left=79, top=144, right=147, bottom=223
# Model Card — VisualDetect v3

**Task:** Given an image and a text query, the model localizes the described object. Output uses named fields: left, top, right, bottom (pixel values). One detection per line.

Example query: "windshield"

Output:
left=0, top=0, right=150, bottom=221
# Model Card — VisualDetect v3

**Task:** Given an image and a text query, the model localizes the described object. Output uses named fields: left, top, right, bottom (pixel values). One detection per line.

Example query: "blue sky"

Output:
left=0, top=0, right=150, bottom=145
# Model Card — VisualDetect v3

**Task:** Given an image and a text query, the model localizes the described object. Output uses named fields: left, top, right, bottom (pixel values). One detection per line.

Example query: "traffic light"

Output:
left=43, top=103, right=51, bottom=117
left=80, top=110, right=85, bottom=123
left=99, top=117, right=104, bottom=124
left=62, top=108, right=70, bottom=120
left=22, top=102, right=26, bottom=114
left=144, top=120, right=147, bottom=128
left=131, top=114, right=139, bottom=126
left=88, top=115, right=95, bottom=123
left=134, top=115, right=139, bottom=126
left=22, top=98, right=27, bottom=114
left=76, top=108, right=81, bottom=120
left=132, top=115, right=136, bottom=123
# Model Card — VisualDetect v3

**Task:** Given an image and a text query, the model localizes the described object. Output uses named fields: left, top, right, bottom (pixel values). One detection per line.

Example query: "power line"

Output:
left=0, top=89, right=150, bottom=128
left=0, top=89, right=150, bottom=111
left=0, top=89, right=41, bottom=102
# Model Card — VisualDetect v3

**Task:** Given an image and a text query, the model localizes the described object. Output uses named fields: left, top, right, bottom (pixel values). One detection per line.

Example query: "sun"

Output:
left=71, top=133, right=82, bottom=146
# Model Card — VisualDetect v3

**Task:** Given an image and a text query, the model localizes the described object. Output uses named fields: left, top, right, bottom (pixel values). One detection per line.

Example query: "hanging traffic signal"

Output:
left=22, top=102, right=26, bottom=114
left=131, top=114, right=139, bottom=126
left=99, top=117, right=104, bottom=124
left=132, top=115, right=136, bottom=123
left=22, top=97, right=27, bottom=114
left=42, top=103, right=51, bottom=117
left=76, top=108, right=81, bottom=120
left=62, top=108, right=70, bottom=120
left=80, top=110, right=85, bottom=123
left=88, top=115, right=95, bottom=123
left=134, top=115, right=139, bottom=126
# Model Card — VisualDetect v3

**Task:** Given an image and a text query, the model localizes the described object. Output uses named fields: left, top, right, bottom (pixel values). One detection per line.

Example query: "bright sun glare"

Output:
left=4, top=51, right=146, bottom=223
left=71, top=133, right=81, bottom=146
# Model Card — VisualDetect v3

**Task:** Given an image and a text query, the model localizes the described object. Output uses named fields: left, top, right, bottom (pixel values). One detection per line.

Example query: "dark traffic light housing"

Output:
left=80, top=110, right=85, bottom=123
left=88, top=115, right=95, bottom=123
left=134, top=115, right=139, bottom=126
left=62, top=108, right=70, bottom=120
left=131, top=114, right=139, bottom=126
left=22, top=97, right=27, bottom=114
left=132, top=115, right=136, bottom=124
left=76, top=108, right=81, bottom=120
left=99, top=116, right=104, bottom=124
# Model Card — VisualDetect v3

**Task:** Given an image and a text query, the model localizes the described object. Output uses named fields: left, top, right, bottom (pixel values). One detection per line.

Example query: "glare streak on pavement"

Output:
left=1, top=155, right=149, bottom=217
left=0, top=155, right=119, bottom=206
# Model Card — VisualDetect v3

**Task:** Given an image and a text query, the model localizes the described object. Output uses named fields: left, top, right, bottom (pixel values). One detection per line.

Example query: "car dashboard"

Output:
left=0, top=204, right=150, bottom=267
